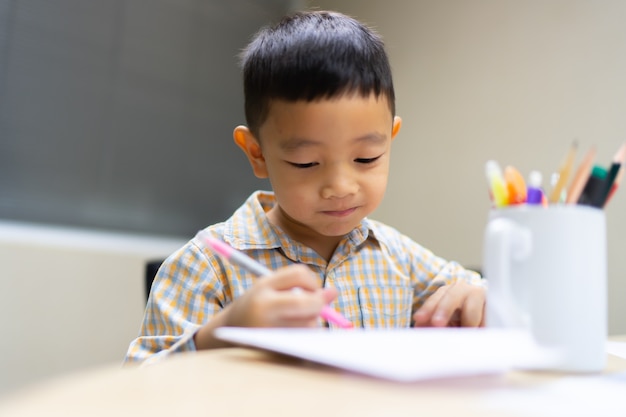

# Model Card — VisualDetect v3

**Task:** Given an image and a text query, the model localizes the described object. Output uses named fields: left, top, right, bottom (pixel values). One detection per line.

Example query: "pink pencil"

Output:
left=566, top=146, right=596, bottom=204
left=604, top=163, right=624, bottom=207
left=197, top=232, right=354, bottom=329
left=602, top=142, right=626, bottom=207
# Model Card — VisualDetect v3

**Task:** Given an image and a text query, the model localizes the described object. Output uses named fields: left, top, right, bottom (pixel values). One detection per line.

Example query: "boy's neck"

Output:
left=267, top=206, right=342, bottom=263
left=302, top=236, right=341, bottom=263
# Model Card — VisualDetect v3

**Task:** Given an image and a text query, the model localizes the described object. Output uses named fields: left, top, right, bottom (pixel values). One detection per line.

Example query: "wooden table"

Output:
left=1, top=341, right=625, bottom=417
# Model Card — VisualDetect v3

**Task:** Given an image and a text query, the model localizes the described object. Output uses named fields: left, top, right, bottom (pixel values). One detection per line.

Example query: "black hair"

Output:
left=240, top=10, right=396, bottom=137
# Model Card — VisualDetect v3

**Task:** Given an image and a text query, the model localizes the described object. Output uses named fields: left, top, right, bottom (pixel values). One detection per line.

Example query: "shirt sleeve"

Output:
left=399, top=234, right=484, bottom=313
left=124, top=241, right=227, bottom=365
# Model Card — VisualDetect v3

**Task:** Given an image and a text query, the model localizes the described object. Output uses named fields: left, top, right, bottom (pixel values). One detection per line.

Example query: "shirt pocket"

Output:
left=358, top=286, right=413, bottom=328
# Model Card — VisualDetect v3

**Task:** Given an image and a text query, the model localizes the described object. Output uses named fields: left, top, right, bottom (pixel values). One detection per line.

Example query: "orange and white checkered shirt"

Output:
left=125, top=191, right=482, bottom=364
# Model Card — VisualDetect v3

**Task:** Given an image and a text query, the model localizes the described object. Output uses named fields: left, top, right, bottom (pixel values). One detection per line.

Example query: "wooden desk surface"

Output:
left=1, top=341, right=625, bottom=417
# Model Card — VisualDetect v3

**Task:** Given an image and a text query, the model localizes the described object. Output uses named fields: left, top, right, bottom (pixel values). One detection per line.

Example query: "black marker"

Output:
left=578, top=165, right=608, bottom=208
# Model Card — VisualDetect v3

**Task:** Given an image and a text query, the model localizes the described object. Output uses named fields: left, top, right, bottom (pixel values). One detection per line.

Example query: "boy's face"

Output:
left=235, top=94, right=401, bottom=247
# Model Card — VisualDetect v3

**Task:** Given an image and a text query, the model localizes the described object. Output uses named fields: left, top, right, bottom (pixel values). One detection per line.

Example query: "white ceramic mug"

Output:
left=483, top=205, right=607, bottom=372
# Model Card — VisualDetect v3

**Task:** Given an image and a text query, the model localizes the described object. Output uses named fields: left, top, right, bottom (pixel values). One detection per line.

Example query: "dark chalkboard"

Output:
left=0, top=0, right=292, bottom=236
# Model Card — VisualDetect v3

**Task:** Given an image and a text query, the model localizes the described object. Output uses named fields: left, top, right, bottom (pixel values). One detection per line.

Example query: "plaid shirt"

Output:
left=125, top=191, right=482, bottom=364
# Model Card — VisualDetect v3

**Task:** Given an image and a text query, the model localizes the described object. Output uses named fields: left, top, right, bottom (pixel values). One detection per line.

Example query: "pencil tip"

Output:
left=615, top=142, right=626, bottom=163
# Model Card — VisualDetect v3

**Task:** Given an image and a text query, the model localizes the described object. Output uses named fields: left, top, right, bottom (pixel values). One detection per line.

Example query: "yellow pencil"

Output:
left=549, top=141, right=578, bottom=203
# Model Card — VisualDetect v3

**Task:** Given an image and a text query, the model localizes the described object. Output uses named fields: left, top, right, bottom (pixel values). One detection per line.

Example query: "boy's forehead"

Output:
left=263, top=95, right=393, bottom=123
left=277, top=131, right=388, bottom=151
left=257, top=95, right=393, bottom=144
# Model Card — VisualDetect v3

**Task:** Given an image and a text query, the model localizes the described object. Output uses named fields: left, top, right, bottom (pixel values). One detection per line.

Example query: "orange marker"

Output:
left=504, top=165, right=527, bottom=204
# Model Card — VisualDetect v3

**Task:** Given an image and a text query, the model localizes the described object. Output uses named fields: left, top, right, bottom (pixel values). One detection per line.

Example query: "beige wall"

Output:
left=310, top=0, right=626, bottom=334
left=0, top=221, right=187, bottom=396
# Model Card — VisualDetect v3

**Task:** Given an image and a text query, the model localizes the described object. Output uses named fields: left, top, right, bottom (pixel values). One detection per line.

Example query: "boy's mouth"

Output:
left=321, top=207, right=358, bottom=217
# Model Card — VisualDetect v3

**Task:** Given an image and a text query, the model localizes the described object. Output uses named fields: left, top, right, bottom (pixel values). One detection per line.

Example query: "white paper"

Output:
left=214, top=327, right=551, bottom=382
left=607, top=341, right=626, bottom=360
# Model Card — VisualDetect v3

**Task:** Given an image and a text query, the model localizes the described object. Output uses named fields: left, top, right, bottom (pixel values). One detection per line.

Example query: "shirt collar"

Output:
left=223, top=191, right=282, bottom=251
left=223, top=190, right=379, bottom=263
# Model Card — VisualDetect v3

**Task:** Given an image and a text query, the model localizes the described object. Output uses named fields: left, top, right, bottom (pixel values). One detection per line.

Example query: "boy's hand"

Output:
left=225, top=264, right=337, bottom=328
left=194, top=264, right=337, bottom=350
left=412, top=280, right=485, bottom=327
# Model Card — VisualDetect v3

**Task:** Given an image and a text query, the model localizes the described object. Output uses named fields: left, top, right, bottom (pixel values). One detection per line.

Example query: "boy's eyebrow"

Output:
left=280, top=138, right=320, bottom=151
left=354, top=132, right=388, bottom=144
left=280, top=132, right=388, bottom=151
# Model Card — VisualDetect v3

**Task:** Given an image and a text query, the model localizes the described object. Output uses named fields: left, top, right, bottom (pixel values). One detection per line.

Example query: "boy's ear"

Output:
left=233, top=126, right=269, bottom=178
left=391, top=116, right=402, bottom=140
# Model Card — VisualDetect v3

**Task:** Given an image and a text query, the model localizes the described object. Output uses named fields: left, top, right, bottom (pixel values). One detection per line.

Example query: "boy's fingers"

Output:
left=277, top=287, right=337, bottom=322
left=415, top=282, right=467, bottom=327
left=460, top=287, right=486, bottom=327
left=275, top=316, right=320, bottom=328
left=412, top=285, right=446, bottom=326
left=267, top=290, right=327, bottom=322
left=431, top=282, right=486, bottom=327
left=265, top=264, right=320, bottom=292
left=430, top=282, right=470, bottom=327
left=238, top=266, right=342, bottom=328
left=322, top=287, right=338, bottom=304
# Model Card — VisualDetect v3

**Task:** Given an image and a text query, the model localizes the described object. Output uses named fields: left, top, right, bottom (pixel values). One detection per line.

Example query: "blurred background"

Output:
left=1, top=0, right=625, bottom=396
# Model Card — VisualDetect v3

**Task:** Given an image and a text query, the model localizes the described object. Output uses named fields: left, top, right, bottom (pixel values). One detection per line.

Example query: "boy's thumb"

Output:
left=322, top=286, right=339, bottom=304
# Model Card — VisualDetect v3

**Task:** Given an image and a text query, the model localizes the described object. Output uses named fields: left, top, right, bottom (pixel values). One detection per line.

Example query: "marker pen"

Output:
left=604, top=165, right=623, bottom=207
left=577, top=165, right=608, bottom=208
left=600, top=143, right=626, bottom=207
left=526, top=171, right=543, bottom=205
left=504, top=165, right=527, bottom=205
left=197, top=232, right=354, bottom=329
left=485, top=160, right=509, bottom=208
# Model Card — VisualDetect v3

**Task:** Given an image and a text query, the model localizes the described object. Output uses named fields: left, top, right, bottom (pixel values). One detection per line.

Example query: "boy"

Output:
left=125, top=10, right=485, bottom=364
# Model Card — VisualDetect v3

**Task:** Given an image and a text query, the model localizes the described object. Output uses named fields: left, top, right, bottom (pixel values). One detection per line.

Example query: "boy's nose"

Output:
left=320, top=165, right=359, bottom=199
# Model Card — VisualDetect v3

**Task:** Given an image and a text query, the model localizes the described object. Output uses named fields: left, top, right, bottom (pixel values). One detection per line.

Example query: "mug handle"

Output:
left=484, top=217, right=533, bottom=328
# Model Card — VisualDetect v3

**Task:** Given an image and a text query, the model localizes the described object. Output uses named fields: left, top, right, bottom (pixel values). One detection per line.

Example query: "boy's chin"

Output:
left=316, top=222, right=361, bottom=238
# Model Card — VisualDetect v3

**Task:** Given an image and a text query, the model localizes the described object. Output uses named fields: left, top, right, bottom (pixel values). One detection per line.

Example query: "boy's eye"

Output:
left=355, top=155, right=382, bottom=164
left=288, top=162, right=318, bottom=169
